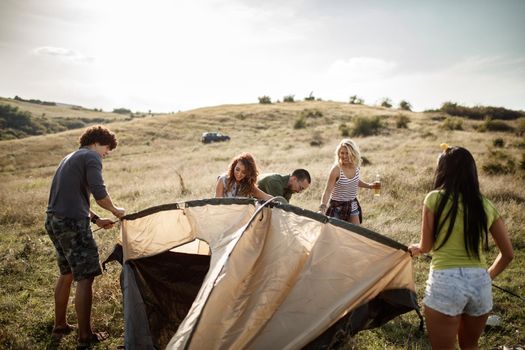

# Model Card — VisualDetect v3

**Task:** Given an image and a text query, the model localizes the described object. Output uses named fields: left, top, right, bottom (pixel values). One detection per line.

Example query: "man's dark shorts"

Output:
left=45, top=213, right=102, bottom=281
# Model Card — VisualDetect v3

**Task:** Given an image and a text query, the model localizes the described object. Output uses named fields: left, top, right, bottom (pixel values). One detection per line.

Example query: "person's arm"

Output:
left=215, top=177, right=225, bottom=197
left=487, top=218, right=513, bottom=280
left=408, top=205, right=435, bottom=257
left=319, top=165, right=339, bottom=214
left=96, top=195, right=125, bottom=218
left=358, top=179, right=380, bottom=190
left=89, top=210, right=115, bottom=229
left=252, top=185, right=273, bottom=201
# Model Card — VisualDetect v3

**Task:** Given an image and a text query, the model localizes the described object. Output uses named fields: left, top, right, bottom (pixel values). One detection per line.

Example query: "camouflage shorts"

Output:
left=45, top=213, right=102, bottom=281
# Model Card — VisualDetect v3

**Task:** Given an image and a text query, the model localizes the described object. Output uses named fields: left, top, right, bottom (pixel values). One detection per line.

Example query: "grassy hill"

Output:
left=0, top=100, right=524, bottom=349
left=0, top=97, right=146, bottom=140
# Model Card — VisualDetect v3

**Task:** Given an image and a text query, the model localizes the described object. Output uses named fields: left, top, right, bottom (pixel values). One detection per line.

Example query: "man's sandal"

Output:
left=76, top=331, right=109, bottom=349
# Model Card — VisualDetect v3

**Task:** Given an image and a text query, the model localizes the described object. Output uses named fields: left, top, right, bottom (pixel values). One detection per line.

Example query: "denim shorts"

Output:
left=45, top=213, right=102, bottom=281
left=423, top=268, right=492, bottom=316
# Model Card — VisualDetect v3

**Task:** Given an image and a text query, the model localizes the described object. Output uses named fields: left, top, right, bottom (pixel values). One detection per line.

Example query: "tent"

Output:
left=109, top=198, right=420, bottom=349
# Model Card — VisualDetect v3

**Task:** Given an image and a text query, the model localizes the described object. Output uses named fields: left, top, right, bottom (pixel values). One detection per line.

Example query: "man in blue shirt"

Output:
left=45, top=125, right=125, bottom=347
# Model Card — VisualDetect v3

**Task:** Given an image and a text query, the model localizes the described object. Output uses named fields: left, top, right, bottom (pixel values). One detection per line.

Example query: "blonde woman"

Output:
left=215, top=152, right=272, bottom=200
left=319, top=139, right=380, bottom=224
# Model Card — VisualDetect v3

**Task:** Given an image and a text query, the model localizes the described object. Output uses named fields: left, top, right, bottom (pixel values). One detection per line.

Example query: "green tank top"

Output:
left=424, top=190, right=500, bottom=270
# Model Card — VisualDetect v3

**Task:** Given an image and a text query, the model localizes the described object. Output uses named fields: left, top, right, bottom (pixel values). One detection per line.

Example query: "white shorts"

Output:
left=423, top=267, right=492, bottom=317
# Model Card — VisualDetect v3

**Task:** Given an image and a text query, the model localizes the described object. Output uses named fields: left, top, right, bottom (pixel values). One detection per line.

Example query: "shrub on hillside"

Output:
left=283, top=95, right=295, bottom=103
left=482, top=150, right=516, bottom=175
left=516, top=118, right=525, bottom=136
left=399, top=100, right=412, bottom=111
left=439, top=102, right=524, bottom=120
left=304, top=92, right=315, bottom=101
left=478, top=118, right=514, bottom=133
left=395, top=114, right=410, bottom=128
left=351, top=116, right=383, bottom=137
left=493, top=138, right=505, bottom=148
left=482, top=159, right=515, bottom=175
left=0, top=104, right=47, bottom=137
left=349, top=95, right=364, bottom=105
left=441, top=117, right=463, bottom=131
left=258, top=96, right=272, bottom=104
left=301, top=109, right=323, bottom=119
left=113, top=107, right=132, bottom=114
left=294, top=116, right=306, bottom=129
left=13, top=95, right=56, bottom=106
left=380, top=98, right=392, bottom=108
left=339, top=123, right=350, bottom=137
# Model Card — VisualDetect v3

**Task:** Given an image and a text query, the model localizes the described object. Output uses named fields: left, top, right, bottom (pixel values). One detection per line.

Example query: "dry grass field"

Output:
left=0, top=100, right=524, bottom=349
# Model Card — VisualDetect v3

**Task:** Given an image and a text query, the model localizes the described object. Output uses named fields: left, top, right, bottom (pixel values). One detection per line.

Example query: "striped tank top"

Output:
left=330, top=166, right=360, bottom=203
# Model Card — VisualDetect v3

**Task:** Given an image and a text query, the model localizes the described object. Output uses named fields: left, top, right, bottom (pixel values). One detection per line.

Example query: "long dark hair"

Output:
left=432, top=146, right=488, bottom=259
left=226, top=153, right=258, bottom=197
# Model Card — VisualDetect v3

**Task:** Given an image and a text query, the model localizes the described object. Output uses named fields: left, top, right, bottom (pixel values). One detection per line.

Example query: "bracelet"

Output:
left=90, top=214, right=100, bottom=224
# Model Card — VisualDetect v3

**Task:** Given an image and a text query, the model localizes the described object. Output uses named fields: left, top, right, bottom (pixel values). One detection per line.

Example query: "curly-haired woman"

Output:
left=215, top=152, right=272, bottom=200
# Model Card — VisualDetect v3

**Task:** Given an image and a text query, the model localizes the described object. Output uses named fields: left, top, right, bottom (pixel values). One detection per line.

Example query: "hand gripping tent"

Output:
left=115, top=198, right=420, bottom=349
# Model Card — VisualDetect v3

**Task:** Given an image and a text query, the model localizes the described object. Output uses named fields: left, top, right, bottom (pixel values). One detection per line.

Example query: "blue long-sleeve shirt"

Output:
left=47, top=147, right=108, bottom=219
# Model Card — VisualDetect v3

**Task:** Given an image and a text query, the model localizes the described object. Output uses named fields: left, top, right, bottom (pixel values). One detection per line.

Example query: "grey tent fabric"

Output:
left=115, top=198, right=419, bottom=350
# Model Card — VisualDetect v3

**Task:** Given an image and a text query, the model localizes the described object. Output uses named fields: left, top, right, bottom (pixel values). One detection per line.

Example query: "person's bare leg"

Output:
left=76, top=277, right=94, bottom=341
left=424, top=305, right=461, bottom=350
left=53, top=273, right=73, bottom=332
left=350, top=215, right=360, bottom=225
left=458, top=313, right=489, bottom=350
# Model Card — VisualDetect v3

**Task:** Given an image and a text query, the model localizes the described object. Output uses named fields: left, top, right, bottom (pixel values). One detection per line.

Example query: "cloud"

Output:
left=33, top=46, right=94, bottom=64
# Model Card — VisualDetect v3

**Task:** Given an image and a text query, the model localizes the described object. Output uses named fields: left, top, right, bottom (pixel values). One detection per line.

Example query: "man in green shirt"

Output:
left=257, top=169, right=311, bottom=203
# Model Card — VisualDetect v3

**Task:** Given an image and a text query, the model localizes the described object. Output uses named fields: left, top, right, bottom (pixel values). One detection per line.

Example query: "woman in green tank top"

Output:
left=408, top=145, right=513, bottom=350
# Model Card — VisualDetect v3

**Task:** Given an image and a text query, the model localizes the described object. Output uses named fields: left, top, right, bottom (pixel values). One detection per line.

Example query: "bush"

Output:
left=339, top=123, right=350, bottom=137
left=396, top=114, right=410, bottom=128
left=441, top=117, right=463, bottom=130
left=517, top=118, right=525, bottom=136
left=351, top=116, right=383, bottom=137
left=439, top=102, right=524, bottom=120
left=482, top=159, right=515, bottom=175
left=349, top=95, right=364, bottom=104
left=399, top=100, right=412, bottom=111
left=380, top=98, right=392, bottom=108
left=304, top=92, right=315, bottom=101
left=258, top=96, right=272, bottom=104
left=483, top=150, right=516, bottom=175
left=294, top=116, right=306, bottom=129
left=493, top=138, right=505, bottom=148
left=301, top=109, right=323, bottom=119
left=283, top=95, right=295, bottom=103
left=113, top=108, right=132, bottom=114
left=479, top=118, right=514, bottom=132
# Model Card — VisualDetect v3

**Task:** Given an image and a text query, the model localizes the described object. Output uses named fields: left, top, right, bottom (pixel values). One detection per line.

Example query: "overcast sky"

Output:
left=0, top=0, right=524, bottom=112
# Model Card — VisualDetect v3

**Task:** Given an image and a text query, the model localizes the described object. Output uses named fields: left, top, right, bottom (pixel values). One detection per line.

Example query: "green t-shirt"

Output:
left=424, top=190, right=500, bottom=270
left=257, top=173, right=293, bottom=202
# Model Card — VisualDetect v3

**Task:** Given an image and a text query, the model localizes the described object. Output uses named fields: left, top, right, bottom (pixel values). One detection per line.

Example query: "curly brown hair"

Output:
left=226, top=152, right=259, bottom=197
left=79, top=125, right=118, bottom=149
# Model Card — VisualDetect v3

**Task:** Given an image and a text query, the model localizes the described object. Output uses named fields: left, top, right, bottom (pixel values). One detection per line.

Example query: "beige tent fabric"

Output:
left=121, top=201, right=414, bottom=350
left=121, top=203, right=255, bottom=261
